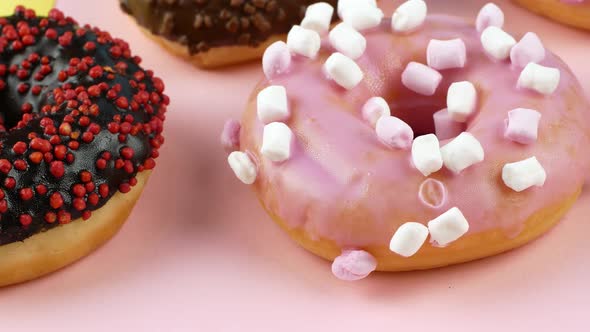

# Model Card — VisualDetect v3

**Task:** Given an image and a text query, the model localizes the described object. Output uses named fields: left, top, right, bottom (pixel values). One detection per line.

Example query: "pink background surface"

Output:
left=1, top=0, right=589, bottom=330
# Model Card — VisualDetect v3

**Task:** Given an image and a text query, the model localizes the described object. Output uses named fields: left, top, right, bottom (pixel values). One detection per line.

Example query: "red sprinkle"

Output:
left=19, top=214, right=32, bottom=226
left=19, top=188, right=33, bottom=200
left=49, top=161, right=65, bottom=178
left=49, top=192, right=64, bottom=209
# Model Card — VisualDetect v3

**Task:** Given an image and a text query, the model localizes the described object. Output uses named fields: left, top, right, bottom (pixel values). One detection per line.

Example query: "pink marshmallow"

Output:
left=221, top=119, right=241, bottom=153
left=375, top=116, right=414, bottom=149
left=427, top=39, right=467, bottom=70
left=561, top=0, right=585, bottom=3
left=510, top=32, right=546, bottom=68
left=504, top=108, right=541, bottom=144
left=362, top=97, right=390, bottom=128
left=433, top=109, right=465, bottom=140
left=476, top=3, right=504, bottom=33
left=401, top=62, right=443, bottom=96
left=331, top=250, right=377, bottom=281
left=262, top=41, right=292, bottom=80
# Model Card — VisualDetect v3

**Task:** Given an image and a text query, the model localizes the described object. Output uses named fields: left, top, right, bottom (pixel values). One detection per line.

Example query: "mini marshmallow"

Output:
left=480, top=26, right=516, bottom=60
left=262, top=41, right=291, bottom=79
left=476, top=3, right=504, bottom=33
left=221, top=119, right=241, bottom=153
left=329, top=23, right=367, bottom=60
left=502, top=157, right=546, bottom=192
left=510, top=32, right=545, bottom=68
left=412, top=134, right=443, bottom=176
left=331, top=249, right=377, bottom=281
left=341, top=4, right=384, bottom=30
left=324, top=52, right=364, bottom=90
left=227, top=151, right=257, bottom=185
left=376, top=116, right=414, bottom=150
left=257, top=85, right=289, bottom=124
left=401, top=62, right=442, bottom=96
left=301, top=2, right=334, bottom=34
left=362, top=96, right=390, bottom=127
left=261, top=122, right=293, bottom=162
left=440, top=132, right=485, bottom=173
left=433, top=109, right=465, bottom=140
left=286, top=25, right=321, bottom=58
left=428, top=207, right=469, bottom=246
left=517, top=62, right=560, bottom=95
left=391, top=0, right=428, bottom=33
left=389, top=222, right=429, bottom=257
left=447, top=81, right=477, bottom=122
left=337, top=0, right=377, bottom=18
left=505, top=108, right=541, bottom=144
left=427, top=39, right=467, bottom=70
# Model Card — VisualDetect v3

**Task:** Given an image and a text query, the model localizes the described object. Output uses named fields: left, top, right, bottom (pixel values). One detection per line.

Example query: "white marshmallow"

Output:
left=337, top=0, right=377, bottom=18
left=389, top=222, right=429, bottom=257
left=440, top=132, right=485, bottom=173
left=329, top=23, right=367, bottom=60
left=411, top=134, right=443, bottom=176
left=502, top=156, right=547, bottom=192
left=517, top=62, right=560, bottom=95
left=480, top=26, right=516, bottom=60
left=227, top=151, right=257, bottom=185
left=261, top=122, right=293, bottom=162
left=324, top=52, right=364, bottom=90
left=341, top=4, right=384, bottom=30
left=428, top=207, right=469, bottom=246
left=362, top=96, right=390, bottom=127
left=257, top=85, right=289, bottom=124
left=476, top=3, right=504, bottom=33
left=286, top=25, right=321, bottom=58
left=301, top=2, right=334, bottom=34
left=401, top=62, right=442, bottom=96
left=391, top=0, right=428, bottom=33
left=447, top=81, right=478, bottom=122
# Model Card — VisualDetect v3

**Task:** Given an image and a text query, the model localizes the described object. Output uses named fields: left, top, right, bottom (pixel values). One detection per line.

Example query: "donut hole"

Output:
left=388, top=98, right=441, bottom=137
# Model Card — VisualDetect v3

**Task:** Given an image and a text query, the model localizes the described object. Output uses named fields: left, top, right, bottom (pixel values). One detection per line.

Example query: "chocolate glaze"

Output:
left=0, top=7, right=166, bottom=245
left=120, top=0, right=338, bottom=54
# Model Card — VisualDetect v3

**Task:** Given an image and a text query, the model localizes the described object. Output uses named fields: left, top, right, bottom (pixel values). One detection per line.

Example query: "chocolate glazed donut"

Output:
left=120, top=0, right=338, bottom=68
left=0, top=7, right=166, bottom=285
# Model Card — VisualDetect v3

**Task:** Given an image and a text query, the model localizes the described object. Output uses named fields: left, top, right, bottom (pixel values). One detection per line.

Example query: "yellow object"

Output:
left=0, top=0, right=55, bottom=16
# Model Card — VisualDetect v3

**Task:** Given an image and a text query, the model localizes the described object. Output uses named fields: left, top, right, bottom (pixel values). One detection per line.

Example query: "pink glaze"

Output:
left=504, top=108, right=541, bottom=144
left=418, top=178, right=447, bottom=209
left=221, top=119, right=241, bottom=153
left=239, top=16, right=590, bottom=254
left=510, top=32, right=545, bottom=68
left=331, top=250, right=377, bottom=281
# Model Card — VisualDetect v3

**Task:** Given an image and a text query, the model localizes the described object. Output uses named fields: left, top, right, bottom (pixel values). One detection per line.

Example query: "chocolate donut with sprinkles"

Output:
left=120, top=0, right=341, bottom=68
left=223, top=0, right=590, bottom=280
left=0, top=6, right=166, bottom=286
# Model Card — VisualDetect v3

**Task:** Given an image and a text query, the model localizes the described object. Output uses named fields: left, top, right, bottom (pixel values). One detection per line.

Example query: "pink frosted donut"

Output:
left=224, top=1, right=590, bottom=280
